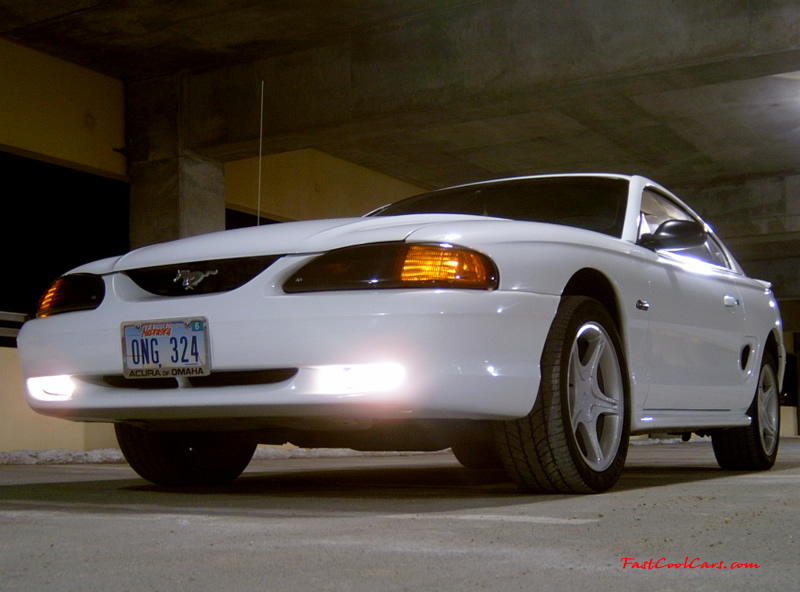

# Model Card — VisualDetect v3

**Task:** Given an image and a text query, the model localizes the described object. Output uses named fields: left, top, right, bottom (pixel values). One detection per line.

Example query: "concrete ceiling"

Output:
left=3, top=1, right=800, bottom=192
left=0, top=1, right=474, bottom=81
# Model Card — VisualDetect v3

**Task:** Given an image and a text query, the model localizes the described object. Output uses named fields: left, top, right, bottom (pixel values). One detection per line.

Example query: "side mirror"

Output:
left=639, top=219, right=707, bottom=251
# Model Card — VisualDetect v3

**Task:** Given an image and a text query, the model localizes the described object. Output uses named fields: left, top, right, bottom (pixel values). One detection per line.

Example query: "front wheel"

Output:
left=712, top=351, right=780, bottom=471
left=115, top=424, right=257, bottom=486
left=495, top=296, right=630, bottom=494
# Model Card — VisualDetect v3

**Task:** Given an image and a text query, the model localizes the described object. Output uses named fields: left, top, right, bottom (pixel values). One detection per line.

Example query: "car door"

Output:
left=637, top=189, right=750, bottom=410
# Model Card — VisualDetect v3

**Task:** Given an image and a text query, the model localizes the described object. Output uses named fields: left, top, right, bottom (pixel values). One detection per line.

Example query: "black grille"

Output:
left=124, top=255, right=281, bottom=296
left=86, top=369, right=298, bottom=390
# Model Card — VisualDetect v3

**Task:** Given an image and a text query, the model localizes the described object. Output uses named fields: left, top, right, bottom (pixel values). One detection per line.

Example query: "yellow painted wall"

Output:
left=1, top=39, right=124, bottom=452
left=0, top=38, right=126, bottom=179
left=225, top=148, right=425, bottom=220
left=0, top=349, right=113, bottom=451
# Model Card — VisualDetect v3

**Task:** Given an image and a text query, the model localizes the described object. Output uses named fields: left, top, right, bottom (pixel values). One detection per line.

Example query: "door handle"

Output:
left=724, top=294, right=740, bottom=308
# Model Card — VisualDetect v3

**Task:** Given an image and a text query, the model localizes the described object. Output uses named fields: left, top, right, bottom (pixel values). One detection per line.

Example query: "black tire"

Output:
left=451, top=441, right=504, bottom=470
left=712, top=351, right=780, bottom=471
left=115, top=424, right=257, bottom=486
left=495, top=296, right=630, bottom=493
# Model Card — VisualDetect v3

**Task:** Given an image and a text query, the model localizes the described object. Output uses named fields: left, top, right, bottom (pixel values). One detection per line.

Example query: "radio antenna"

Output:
left=256, top=80, right=265, bottom=226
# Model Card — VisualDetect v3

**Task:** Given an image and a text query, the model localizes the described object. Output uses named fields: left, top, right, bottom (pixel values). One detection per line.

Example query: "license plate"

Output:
left=122, top=318, right=210, bottom=378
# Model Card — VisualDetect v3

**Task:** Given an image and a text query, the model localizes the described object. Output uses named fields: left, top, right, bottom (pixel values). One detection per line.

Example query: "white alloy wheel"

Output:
left=495, top=296, right=630, bottom=494
left=711, top=351, right=780, bottom=471
left=756, top=360, right=779, bottom=458
left=568, top=321, right=624, bottom=472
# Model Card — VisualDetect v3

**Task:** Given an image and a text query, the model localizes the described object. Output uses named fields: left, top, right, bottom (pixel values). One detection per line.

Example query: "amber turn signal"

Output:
left=37, top=274, right=105, bottom=318
left=400, top=245, right=493, bottom=286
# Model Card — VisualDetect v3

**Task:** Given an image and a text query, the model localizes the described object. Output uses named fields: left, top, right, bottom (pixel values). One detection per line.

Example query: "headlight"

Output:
left=37, top=274, right=106, bottom=318
left=283, top=242, right=499, bottom=293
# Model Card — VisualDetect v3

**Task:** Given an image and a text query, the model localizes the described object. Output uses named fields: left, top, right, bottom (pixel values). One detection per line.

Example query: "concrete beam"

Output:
left=181, top=1, right=800, bottom=158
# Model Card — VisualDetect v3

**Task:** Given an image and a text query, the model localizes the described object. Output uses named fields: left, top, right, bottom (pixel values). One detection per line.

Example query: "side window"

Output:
left=639, top=190, right=731, bottom=269
left=638, top=190, right=692, bottom=239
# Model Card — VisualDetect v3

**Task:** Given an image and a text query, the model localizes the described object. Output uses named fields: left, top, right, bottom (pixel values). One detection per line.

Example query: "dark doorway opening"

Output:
left=1, top=150, right=130, bottom=318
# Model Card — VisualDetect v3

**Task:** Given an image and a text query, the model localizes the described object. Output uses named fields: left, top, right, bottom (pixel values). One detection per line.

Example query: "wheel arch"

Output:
left=560, top=267, right=633, bottom=404
left=764, top=327, right=785, bottom=392
left=561, top=268, right=622, bottom=331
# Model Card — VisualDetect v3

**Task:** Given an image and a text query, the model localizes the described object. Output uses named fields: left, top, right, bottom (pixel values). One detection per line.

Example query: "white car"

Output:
left=18, top=174, right=785, bottom=493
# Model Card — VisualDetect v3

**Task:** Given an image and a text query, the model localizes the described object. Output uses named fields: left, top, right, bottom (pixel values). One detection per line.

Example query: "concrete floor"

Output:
left=1, top=439, right=799, bottom=591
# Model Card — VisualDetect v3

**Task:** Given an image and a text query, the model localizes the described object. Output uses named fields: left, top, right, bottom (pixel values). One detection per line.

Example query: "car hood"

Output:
left=71, top=213, right=620, bottom=274
left=76, top=214, right=480, bottom=273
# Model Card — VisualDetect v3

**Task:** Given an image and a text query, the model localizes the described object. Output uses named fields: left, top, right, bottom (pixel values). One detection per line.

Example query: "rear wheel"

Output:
left=115, top=424, right=257, bottom=486
left=712, top=351, right=780, bottom=470
left=495, top=296, right=630, bottom=493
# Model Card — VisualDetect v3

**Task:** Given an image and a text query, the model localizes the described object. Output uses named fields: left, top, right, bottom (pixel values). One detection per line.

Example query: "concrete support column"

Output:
left=127, top=74, right=225, bottom=249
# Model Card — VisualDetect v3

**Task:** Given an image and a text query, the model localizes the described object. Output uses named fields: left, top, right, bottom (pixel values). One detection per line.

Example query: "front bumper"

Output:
left=18, top=269, right=560, bottom=424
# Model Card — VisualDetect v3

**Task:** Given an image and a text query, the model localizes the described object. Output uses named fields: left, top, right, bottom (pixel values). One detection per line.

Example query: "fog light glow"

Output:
left=27, top=375, right=75, bottom=401
left=314, top=363, right=406, bottom=394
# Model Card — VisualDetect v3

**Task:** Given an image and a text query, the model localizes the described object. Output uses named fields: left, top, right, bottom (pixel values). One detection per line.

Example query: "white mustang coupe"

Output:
left=18, top=174, right=785, bottom=493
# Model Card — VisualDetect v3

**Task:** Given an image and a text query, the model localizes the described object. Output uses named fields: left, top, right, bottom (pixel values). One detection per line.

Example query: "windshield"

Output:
left=373, top=176, right=629, bottom=237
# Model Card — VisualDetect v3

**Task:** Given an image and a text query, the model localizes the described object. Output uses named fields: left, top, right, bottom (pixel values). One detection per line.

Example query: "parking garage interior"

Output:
left=1, top=1, right=800, bottom=453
